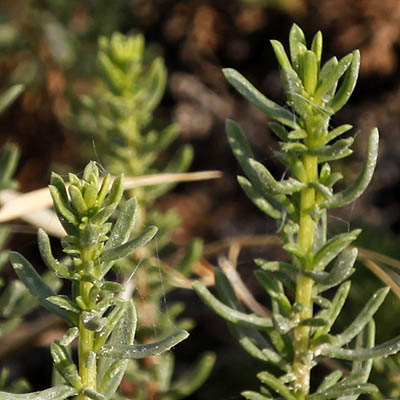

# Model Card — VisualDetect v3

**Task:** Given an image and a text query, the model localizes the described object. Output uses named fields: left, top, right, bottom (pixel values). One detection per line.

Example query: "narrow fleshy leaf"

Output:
left=226, top=120, right=294, bottom=216
left=304, top=50, right=318, bottom=94
left=104, top=197, right=138, bottom=251
left=97, top=301, right=136, bottom=399
left=318, top=56, right=339, bottom=104
left=178, top=238, right=203, bottom=276
left=307, top=248, right=357, bottom=290
left=311, top=31, right=323, bottom=68
left=289, top=23, right=306, bottom=72
left=254, top=270, right=291, bottom=315
left=333, top=287, right=389, bottom=347
left=0, top=143, right=19, bottom=189
left=99, top=330, right=189, bottom=359
left=48, top=185, right=78, bottom=235
left=331, top=50, right=360, bottom=112
left=223, top=69, right=298, bottom=129
left=104, top=175, right=123, bottom=207
left=308, top=138, right=354, bottom=162
left=313, top=230, right=361, bottom=272
left=214, top=269, right=288, bottom=367
left=0, top=85, right=24, bottom=114
left=138, top=57, right=167, bottom=113
left=242, top=391, right=272, bottom=400
left=37, top=229, right=74, bottom=279
left=257, top=371, right=297, bottom=400
left=316, top=371, right=343, bottom=393
left=324, top=128, right=379, bottom=209
left=248, top=158, right=305, bottom=195
left=322, top=124, right=353, bottom=146
left=68, top=185, right=87, bottom=216
left=280, top=67, right=309, bottom=119
left=193, top=281, right=273, bottom=329
left=314, top=53, right=353, bottom=104
left=167, top=353, right=216, bottom=398
left=307, top=383, right=377, bottom=400
left=313, top=281, right=351, bottom=339
left=81, top=389, right=106, bottom=400
left=47, top=296, right=80, bottom=314
left=237, top=176, right=282, bottom=220
left=10, top=252, right=71, bottom=323
left=100, top=225, right=157, bottom=264
left=0, top=385, right=78, bottom=400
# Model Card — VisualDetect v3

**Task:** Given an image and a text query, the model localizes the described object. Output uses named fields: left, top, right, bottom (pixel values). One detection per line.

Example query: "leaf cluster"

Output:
left=193, top=24, right=397, bottom=399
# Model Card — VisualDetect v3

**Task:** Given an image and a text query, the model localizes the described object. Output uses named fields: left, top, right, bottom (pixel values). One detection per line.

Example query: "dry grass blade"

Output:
left=0, top=171, right=222, bottom=232
left=218, top=255, right=271, bottom=317
left=361, top=257, right=400, bottom=300
left=358, top=247, right=400, bottom=270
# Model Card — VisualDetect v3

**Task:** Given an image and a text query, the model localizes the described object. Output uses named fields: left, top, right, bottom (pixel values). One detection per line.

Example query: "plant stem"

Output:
left=78, top=279, right=96, bottom=400
left=293, top=154, right=317, bottom=398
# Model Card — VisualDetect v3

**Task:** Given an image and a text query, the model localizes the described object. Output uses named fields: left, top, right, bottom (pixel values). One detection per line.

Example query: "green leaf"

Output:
left=313, top=229, right=361, bottom=272
left=237, top=176, right=282, bottom=220
left=48, top=185, right=78, bottom=235
left=193, top=280, right=273, bottom=330
left=248, top=158, right=305, bottom=195
left=0, top=85, right=24, bottom=114
left=0, top=385, right=78, bottom=400
left=318, top=57, right=338, bottom=100
left=316, top=371, right=343, bottom=393
left=99, top=330, right=189, bottom=359
left=313, top=281, right=351, bottom=339
left=47, top=296, right=80, bottom=314
left=104, top=198, right=138, bottom=251
left=311, top=31, right=323, bottom=68
left=308, top=138, right=354, bottom=162
left=178, top=238, right=203, bottom=276
left=254, top=270, right=291, bottom=315
left=314, top=53, right=353, bottom=104
left=0, top=143, right=19, bottom=190
left=37, top=229, right=74, bottom=279
left=307, top=248, right=357, bottom=291
left=138, top=57, right=167, bottom=113
left=270, top=40, right=295, bottom=72
left=242, top=391, right=272, bottom=400
left=322, top=124, right=353, bottom=146
left=324, top=128, right=379, bottom=209
left=307, top=383, right=377, bottom=400
left=104, top=175, right=123, bottom=208
left=257, top=371, right=297, bottom=400
left=81, top=389, right=106, bottom=400
left=223, top=69, right=298, bottom=129
left=167, top=352, right=216, bottom=399
left=332, top=50, right=360, bottom=112
left=214, top=269, right=289, bottom=366
left=10, top=252, right=71, bottom=323
left=280, top=67, right=309, bottom=119
left=304, top=50, right=318, bottom=94
left=289, top=23, right=307, bottom=73
left=333, top=287, right=389, bottom=347
left=98, top=301, right=136, bottom=400
left=100, top=225, right=157, bottom=264
left=50, top=342, right=82, bottom=389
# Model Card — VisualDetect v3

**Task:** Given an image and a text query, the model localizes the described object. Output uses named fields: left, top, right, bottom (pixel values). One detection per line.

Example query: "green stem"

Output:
left=293, top=154, right=317, bottom=398
left=78, top=249, right=97, bottom=400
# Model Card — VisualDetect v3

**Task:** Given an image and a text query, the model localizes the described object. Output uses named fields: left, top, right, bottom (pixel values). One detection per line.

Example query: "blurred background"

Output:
left=2, top=0, right=400, bottom=399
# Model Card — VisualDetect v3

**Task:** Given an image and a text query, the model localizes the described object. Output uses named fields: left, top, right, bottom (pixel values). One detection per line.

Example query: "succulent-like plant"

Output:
left=74, top=32, right=215, bottom=399
left=0, top=161, right=188, bottom=400
left=193, top=24, right=400, bottom=399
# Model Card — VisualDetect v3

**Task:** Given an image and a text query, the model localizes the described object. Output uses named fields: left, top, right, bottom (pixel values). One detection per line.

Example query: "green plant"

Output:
left=193, top=24, right=400, bottom=399
left=74, top=32, right=215, bottom=399
left=0, top=161, right=188, bottom=400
